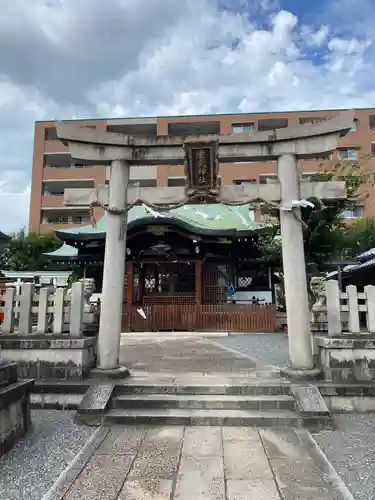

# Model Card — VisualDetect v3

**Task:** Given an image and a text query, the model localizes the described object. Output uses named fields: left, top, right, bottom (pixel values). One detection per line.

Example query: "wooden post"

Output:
left=326, top=280, right=341, bottom=336
left=346, top=285, right=360, bottom=334
left=126, top=262, right=134, bottom=311
left=195, top=261, right=202, bottom=330
left=195, top=261, right=202, bottom=306
left=139, top=265, right=145, bottom=305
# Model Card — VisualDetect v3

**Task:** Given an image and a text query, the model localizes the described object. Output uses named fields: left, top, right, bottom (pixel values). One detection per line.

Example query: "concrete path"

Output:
left=40, top=337, right=353, bottom=499
left=46, top=425, right=353, bottom=500
left=119, top=336, right=277, bottom=374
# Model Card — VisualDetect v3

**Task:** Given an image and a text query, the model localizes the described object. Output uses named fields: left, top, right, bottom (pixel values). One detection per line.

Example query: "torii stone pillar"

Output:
left=56, top=111, right=353, bottom=378
left=278, top=154, right=314, bottom=372
left=98, top=159, right=129, bottom=372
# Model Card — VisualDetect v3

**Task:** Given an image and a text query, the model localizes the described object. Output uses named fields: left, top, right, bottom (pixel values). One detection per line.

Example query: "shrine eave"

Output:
left=54, top=204, right=271, bottom=243
left=55, top=219, right=270, bottom=244
left=0, top=231, right=10, bottom=241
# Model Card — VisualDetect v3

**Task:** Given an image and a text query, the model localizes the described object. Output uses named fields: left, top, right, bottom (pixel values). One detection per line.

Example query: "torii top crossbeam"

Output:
left=56, top=110, right=354, bottom=164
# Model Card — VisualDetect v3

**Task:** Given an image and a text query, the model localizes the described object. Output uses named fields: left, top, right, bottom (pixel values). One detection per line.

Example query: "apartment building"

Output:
left=29, top=108, right=375, bottom=234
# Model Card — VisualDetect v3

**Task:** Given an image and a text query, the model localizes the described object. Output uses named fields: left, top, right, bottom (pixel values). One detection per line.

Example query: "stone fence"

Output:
left=0, top=282, right=85, bottom=336
left=0, top=282, right=97, bottom=380
left=312, top=279, right=375, bottom=336
left=313, top=279, right=375, bottom=383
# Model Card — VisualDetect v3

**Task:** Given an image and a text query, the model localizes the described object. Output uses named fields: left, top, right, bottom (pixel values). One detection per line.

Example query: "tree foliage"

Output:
left=0, top=228, right=60, bottom=271
left=260, top=155, right=374, bottom=278
left=342, top=216, right=375, bottom=257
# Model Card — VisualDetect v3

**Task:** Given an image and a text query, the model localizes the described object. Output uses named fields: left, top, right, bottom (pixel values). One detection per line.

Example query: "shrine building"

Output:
left=46, top=204, right=278, bottom=333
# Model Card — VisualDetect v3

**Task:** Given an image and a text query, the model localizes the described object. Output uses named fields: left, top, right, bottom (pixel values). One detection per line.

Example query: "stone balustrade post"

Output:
left=53, top=288, right=65, bottom=335
left=2, top=287, right=15, bottom=334
left=37, top=288, right=49, bottom=334
left=18, top=283, right=34, bottom=335
left=326, top=280, right=341, bottom=336
left=70, top=281, right=84, bottom=336
left=346, top=285, right=360, bottom=334
left=365, top=285, right=375, bottom=333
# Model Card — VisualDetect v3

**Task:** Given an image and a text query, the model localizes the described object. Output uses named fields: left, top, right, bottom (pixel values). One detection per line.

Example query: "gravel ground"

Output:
left=212, top=333, right=290, bottom=368
left=0, top=410, right=94, bottom=500
left=314, top=414, right=375, bottom=500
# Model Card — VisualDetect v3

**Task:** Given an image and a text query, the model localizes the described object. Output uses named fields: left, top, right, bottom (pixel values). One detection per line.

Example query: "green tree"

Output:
left=341, top=216, right=375, bottom=257
left=259, top=155, right=373, bottom=282
left=0, top=228, right=61, bottom=271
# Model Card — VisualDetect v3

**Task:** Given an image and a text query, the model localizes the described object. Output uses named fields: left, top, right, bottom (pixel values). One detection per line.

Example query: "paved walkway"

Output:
left=0, top=335, right=370, bottom=499
left=48, top=425, right=352, bottom=500
left=41, top=336, right=352, bottom=499
left=119, top=335, right=278, bottom=375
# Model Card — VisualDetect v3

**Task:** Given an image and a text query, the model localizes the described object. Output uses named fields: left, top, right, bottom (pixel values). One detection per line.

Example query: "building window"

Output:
left=233, top=179, right=256, bottom=185
left=72, top=215, right=90, bottom=224
left=350, top=120, right=358, bottom=132
left=339, top=148, right=358, bottom=161
left=44, top=127, right=58, bottom=140
left=342, top=206, right=364, bottom=219
left=46, top=216, right=70, bottom=224
left=41, top=211, right=90, bottom=225
left=168, top=121, right=220, bottom=136
left=259, top=174, right=278, bottom=184
left=43, top=189, right=64, bottom=196
left=372, top=143, right=375, bottom=158
left=232, top=123, right=254, bottom=134
left=168, top=178, right=186, bottom=187
left=299, top=116, right=326, bottom=125
left=369, top=115, right=375, bottom=130
left=301, top=172, right=318, bottom=180
left=129, top=179, right=157, bottom=188
left=302, top=153, right=331, bottom=161
left=258, top=118, right=288, bottom=131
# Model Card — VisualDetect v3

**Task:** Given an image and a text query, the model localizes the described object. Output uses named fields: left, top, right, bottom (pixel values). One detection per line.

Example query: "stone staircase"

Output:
left=75, top=374, right=331, bottom=428
left=104, top=381, right=299, bottom=427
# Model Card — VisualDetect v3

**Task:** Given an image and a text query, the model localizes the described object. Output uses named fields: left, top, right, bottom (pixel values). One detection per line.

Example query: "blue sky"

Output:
left=0, top=0, right=374, bottom=232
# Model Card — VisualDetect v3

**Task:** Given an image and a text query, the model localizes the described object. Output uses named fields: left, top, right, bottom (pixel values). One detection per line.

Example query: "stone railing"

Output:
left=0, top=282, right=85, bottom=336
left=312, top=279, right=375, bottom=336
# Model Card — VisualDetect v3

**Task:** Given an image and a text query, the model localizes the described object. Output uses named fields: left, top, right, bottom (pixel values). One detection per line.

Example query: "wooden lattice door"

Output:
left=203, top=263, right=228, bottom=303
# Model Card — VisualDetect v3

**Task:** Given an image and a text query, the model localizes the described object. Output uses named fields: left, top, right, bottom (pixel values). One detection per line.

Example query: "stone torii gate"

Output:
left=56, top=111, right=353, bottom=378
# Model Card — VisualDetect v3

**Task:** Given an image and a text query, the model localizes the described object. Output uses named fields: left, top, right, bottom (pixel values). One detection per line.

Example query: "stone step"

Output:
left=31, top=381, right=91, bottom=410
left=0, top=362, right=18, bottom=389
left=115, top=382, right=291, bottom=396
left=104, top=408, right=301, bottom=427
left=111, top=393, right=295, bottom=411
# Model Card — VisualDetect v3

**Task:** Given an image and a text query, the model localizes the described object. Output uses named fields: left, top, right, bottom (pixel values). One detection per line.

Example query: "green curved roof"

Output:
left=55, top=204, right=269, bottom=242
left=44, top=243, right=78, bottom=260
left=0, top=231, right=10, bottom=241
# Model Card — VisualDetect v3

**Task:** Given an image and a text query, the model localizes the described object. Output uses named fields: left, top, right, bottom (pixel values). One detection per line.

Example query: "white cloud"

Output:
left=0, top=0, right=374, bottom=233
left=301, top=25, right=329, bottom=47
left=0, top=184, right=31, bottom=235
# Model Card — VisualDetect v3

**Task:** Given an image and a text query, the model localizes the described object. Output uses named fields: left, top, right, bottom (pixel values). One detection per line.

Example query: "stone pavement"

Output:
left=48, top=425, right=353, bottom=500
left=0, top=335, right=359, bottom=499
left=119, top=335, right=275, bottom=374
